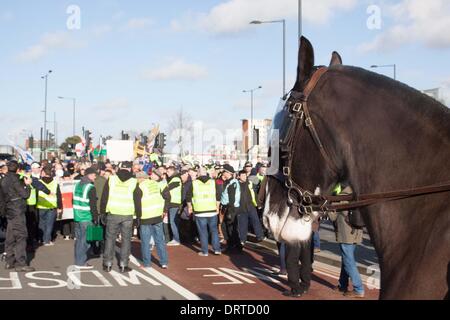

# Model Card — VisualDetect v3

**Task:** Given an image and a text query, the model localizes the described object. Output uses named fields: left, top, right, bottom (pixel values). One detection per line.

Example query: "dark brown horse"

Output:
left=263, top=37, right=450, bottom=299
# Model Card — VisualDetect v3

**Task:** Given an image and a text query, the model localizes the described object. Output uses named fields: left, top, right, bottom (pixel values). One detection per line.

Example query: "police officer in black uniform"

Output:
left=0, top=161, right=35, bottom=272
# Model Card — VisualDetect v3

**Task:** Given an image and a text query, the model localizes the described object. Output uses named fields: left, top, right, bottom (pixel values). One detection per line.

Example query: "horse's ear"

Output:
left=292, top=36, right=315, bottom=92
left=329, top=51, right=342, bottom=67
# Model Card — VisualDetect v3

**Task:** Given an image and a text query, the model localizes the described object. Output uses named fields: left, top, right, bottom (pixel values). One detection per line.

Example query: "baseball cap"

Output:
left=223, top=164, right=235, bottom=174
left=85, top=167, right=97, bottom=175
left=121, top=161, right=133, bottom=169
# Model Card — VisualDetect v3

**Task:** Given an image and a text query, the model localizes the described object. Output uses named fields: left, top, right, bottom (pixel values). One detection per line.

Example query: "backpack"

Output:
left=346, top=209, right=365, bottom=229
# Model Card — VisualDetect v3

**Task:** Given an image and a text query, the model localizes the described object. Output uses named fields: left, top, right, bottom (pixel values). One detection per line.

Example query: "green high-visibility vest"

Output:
left=27, top=185, right=37, bottom=206
left=257, top=173, right=264, bottom=182
left=106, top=175, right=137, bottom=216
left=150, top=153, right=161, bottom=166
left=73, top=181, right=94, bottom=222
left=19, top=172, right=36, bottom=206
left=168, top=176, right=182, bottom=205
left=37, top=179, right=58, bottom=209
left=248, top=181, right=257, bottom=207
left=333, top=183, right=342, bottom=195
left=139, top=179, right=165, bottom=220
left=192, top=179, right=217, bottom=213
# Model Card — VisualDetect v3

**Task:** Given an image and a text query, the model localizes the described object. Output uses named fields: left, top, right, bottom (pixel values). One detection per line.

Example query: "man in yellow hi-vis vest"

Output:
left=186, top=167, right=221, bottom=256
left=37, top=166, right=63, bottom=246
left=165, top=164, right=182, bottom=246
left=135, top=170, right=170, bottom=268
left=236, top=170, right=265, bottom=246
left=100, top=161, right=140, bottom=273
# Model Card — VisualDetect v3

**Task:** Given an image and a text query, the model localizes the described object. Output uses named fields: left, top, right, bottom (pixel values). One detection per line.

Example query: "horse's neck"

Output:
left=324, top=73, right=450, bottom=263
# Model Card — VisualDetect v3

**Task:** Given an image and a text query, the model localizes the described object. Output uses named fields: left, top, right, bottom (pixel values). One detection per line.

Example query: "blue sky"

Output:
left=1, top=0, right=449, bottom=149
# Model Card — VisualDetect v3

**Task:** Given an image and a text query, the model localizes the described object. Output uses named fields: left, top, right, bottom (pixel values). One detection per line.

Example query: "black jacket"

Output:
left=0, top=172, right=31, bottom=218
left=100, top=170, right=141, bottom=216
left=237, top=181, right=255, bottom=214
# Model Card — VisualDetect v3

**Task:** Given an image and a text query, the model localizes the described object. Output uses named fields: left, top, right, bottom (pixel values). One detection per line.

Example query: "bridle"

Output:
left=271, top=66, right=450, bottom=221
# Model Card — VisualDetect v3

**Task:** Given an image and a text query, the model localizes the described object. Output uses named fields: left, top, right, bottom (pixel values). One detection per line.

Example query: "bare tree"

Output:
left=168, top=107, right=193, bottom=157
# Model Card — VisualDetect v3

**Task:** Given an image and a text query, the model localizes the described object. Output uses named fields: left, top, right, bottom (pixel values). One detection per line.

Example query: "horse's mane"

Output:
left=329, top=65, right=450, bottom=136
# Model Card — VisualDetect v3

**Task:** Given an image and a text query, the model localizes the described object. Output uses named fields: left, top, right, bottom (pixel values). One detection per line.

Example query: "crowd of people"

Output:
left=0, top=155, right=364, bottom=298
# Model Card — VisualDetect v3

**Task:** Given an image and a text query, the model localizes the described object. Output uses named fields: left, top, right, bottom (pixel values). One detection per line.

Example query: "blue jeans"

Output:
left=277, top=242, right=287, bottom=272
left=237, top=207, right=264, bottom=242
left=140, top=223, right=168, bottom=267
left=168, top=207, right=180, bottom=242
left=339, top=243, right=364, bottom=294
left=313, top=231, right=320, bottom=249
left=38, top=209, right=56, bottom=244
left=195, top=215, right=220, bottom=254
left=74, top=221, right=92, bottom=266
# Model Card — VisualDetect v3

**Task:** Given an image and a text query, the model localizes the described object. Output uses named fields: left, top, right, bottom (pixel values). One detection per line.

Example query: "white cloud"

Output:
left=124, top=17, right=154, bottom=30
left=16, top=31, right=85, bottom=63
left=142, top=59, right=208, bottom=81
left=170, top=0, right=357, bottom=34
left=359, top=0, right=450, bottom=52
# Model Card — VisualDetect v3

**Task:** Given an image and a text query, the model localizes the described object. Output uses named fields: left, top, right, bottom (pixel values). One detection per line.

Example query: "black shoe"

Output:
left=120, top=266, right=132, bottom=273
left=5, top=263, right=15, bottom=270
left=282, top=289, right=302, bottom=298
left=103, top=265, right=112, bottom=272
left=15, top=266, right=35, bottom=272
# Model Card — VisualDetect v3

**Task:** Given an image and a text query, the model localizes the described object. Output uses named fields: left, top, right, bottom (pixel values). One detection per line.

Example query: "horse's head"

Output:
left=263, top=37, right=344, bottom=244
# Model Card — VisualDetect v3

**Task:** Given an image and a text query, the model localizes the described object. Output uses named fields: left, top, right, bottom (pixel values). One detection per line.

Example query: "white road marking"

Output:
left=129, top=255, right=201, bottom=300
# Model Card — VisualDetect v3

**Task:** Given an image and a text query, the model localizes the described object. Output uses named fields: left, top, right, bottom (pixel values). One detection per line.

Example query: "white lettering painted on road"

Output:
left=187, top=268, right=243, bottom=285
left=67, top=270, right=113, bottom=288
left=221, top=267, right=281, bottom=284
left=129, top=255, right=200, bottom=300
left=26, top=272, right=67, bottom=289
left=0, top=272, right=22, bottom=290
left=109, top=269, right=161, bottom=286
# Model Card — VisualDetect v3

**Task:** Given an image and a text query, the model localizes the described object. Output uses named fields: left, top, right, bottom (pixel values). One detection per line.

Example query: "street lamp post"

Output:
left=58, top=96, right=76, bottom=136
left=41, top=70, right=52, bottom=159
left=243, top=86, right=262, bottom=159
left=298, top=0, right=302, bottom=42
left=250, top=19, right=286, bottom=97
left=370, top=64, right=396, bottom=80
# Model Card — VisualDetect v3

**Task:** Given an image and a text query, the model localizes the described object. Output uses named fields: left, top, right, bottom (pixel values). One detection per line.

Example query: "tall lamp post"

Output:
left=58, top=96, right=77, bottom=136
left=298, top=0, right=302, bottom=41
left=370, top=64, right=396, bottom=80
left=41, top=70, right=52, bottom=159
left=250, top=19, right=286, bottom=97
left=243, top=86, right=262, bottom=159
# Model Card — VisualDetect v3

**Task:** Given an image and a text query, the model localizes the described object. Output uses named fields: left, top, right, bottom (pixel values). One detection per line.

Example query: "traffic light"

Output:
left=85, top=130, right=93, bottom=152
left=29, top=135, right=34, bottom=149
left=160, top=133, right=166, bottom=150
left=154, top=134, right=160, bottom=148
left=48, top=132, right=55, bottom=147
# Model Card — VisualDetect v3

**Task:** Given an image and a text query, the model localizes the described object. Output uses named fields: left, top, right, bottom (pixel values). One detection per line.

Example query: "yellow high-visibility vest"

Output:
left=37, top=179, right=58, bottom=209
left=192, top=179, right=217, bottom=213
left=168, top=176, right=182, bottom=205
left=139, top=179, right=165, bottom=220
left=106, top=175, right=137, bottom=216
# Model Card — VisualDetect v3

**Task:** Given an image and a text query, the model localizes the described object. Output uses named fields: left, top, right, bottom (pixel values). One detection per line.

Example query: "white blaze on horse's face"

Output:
left=263, top=178, right=314, bottom=243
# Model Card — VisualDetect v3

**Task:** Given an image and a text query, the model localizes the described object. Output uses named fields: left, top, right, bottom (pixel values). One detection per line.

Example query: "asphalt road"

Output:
left=0, top=236, right=379, bottom=300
